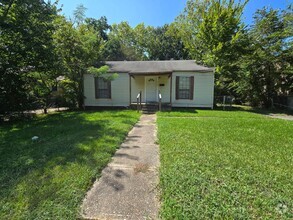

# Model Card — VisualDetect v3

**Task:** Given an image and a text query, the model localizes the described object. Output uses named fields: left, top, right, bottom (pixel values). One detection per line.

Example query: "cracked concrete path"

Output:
left=81, top=114, right=160, bottom=220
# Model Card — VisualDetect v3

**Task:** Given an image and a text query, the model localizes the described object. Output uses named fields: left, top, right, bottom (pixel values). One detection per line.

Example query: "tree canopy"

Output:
left=1, top=0, right=292, bottom=116
left=176, top=0, right=249, bottom=95
left=0, top=0, right=59, bottom=114
left=236, top=6, right=293, bottom=107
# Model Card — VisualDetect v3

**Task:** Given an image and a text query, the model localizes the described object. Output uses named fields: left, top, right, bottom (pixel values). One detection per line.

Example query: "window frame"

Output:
left=175, top=76, right=194, bottom=100
left=95, top=77, right=111, bottom=99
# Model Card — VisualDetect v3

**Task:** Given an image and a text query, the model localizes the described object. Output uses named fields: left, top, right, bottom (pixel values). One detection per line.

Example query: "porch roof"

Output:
left=105, top=60, right=214, bottom=74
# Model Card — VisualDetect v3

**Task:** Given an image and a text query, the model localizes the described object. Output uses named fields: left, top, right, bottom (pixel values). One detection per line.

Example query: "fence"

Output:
left=215, top=96, right=234, bottom=110
left=272, top=96, right=293, bottom=110
left=215, top=95, right=293, bottom=111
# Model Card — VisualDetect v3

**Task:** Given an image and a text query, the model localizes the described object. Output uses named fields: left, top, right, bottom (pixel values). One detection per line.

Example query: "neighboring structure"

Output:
left=83, top=60, right=214, bottom=109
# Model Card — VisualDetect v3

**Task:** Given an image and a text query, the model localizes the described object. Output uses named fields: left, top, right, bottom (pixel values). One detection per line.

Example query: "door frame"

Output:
left=144, top=76, right=158, bottom=103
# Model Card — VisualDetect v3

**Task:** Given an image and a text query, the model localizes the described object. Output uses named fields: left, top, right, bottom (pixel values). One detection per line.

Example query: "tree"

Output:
left=73, top=4, right=87, bottom=26
left=53, top=15, right=101, bottom=108
left=101, top=37, right=127, bottom=61
left=176, top=0, right=248, bottom=95
left=85, top=16, right=111, bottom=41
left=102, top=22, right=146, bottom=61
left=27, top=71, right=60, bottom=113
left=141, top=24, right=189, bottom=60
left=102, top=22, right=188, bottom=61
left=237, top=6, right=293, bottom=107
left=0, top=0, right=59, bottom=115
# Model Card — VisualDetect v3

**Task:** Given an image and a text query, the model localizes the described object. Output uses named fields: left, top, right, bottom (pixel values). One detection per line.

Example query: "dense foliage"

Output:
left=236, top=7, right=293, bottom=107
left=0, top=0, right=59, bottom=114
left=0, top=0, right=292, bottom=116
left=176, top=0, right=249, bottom=96
left=53, top=15, right=101, bottom=108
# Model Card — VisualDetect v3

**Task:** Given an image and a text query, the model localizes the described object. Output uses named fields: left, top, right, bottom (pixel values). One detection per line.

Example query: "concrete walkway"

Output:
left=81, top=114, right=160, bottom=220
left=268, top=114, right=293, bottom=121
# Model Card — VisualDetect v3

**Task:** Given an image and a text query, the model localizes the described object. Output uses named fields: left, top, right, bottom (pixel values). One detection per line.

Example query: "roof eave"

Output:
left=173, top=69, right=214, bottom=73
left=108, top=70, right=214, bottom=74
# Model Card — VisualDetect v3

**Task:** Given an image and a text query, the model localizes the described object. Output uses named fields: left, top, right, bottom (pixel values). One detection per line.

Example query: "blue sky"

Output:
left=57, top=0, right=291, bottom=27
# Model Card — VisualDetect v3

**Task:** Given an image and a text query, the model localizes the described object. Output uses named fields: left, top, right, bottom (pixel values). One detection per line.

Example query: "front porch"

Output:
left=129, top=73, right=173, bottom=112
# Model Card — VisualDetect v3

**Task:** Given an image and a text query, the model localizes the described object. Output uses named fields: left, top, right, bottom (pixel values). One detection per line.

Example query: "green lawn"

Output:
left=0, top=110, right=140, bottom=219
left=158, top=108, right=293, bottom=219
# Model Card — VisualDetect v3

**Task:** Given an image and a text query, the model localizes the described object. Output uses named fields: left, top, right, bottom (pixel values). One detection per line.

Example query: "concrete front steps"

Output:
left=131, top=102, right=171, bottom=114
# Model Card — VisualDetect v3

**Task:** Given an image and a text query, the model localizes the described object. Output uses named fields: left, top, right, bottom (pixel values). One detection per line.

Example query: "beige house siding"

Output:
left=172, top=72, right=214, bottom=108
left=158, top=75, right=171, bottom=103
left=84, top=73, right=129, bottom=106
left=131, top=76, right=145, bottom=103
left=84, top=71, right=214, bottom=108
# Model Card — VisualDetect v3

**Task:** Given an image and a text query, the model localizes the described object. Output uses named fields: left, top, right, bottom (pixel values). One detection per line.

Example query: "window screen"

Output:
left=95, top=77, right=111, bottom=99
left=176, top=76, right=194, bottom=100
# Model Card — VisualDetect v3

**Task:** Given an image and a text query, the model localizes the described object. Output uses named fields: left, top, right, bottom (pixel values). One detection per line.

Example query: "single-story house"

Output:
left=83, top=60, right=214, bottom=109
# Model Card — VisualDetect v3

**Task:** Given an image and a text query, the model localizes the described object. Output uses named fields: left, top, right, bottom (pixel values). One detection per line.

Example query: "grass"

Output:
left=0, top=110, right=140, bottom=219
left=157, top=108, right=293, bottom=219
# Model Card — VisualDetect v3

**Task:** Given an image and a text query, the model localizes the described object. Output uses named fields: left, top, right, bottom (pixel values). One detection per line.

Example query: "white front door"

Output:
left=145, top=76, right=158, bottom=102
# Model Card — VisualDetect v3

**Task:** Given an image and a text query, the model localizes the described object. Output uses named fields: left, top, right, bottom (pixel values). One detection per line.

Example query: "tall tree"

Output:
left=85, top=16, right=111, bottom=41
left=237, top=6, right=293, bottom=107
left=73, top=4, right=87, bottom=26
left=176, top=0, right=248, bottom=95
left=141, top=24, right=189, bottom=60
left=101, top=37, right=127, bottom=61
left=102, top=22, right=188, bottom=61
left=102, top=22, right=146, bottom=61
left=0, top=0, right=59, bottom=115
left=53, top=15, right=101, bottom=108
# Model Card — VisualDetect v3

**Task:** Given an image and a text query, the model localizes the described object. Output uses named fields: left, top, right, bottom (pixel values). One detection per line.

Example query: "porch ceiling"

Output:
left=129, top=72, right=172, bottom=77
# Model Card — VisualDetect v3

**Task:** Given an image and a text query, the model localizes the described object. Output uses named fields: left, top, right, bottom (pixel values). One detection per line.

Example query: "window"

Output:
left=95, top=77, right=111, bottom=99
left=176, top=76, right=194, bottom=100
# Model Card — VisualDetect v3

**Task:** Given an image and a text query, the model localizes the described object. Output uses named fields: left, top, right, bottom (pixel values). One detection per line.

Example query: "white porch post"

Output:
left=129, top=74, right=132, bottom=105
left=170, top=73, right=172, bottom=109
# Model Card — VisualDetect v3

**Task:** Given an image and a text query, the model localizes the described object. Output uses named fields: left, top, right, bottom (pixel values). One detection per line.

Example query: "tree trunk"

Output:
left=265, top=64, right=274, bottom=108
left=77, top=70, right=84, bottom=109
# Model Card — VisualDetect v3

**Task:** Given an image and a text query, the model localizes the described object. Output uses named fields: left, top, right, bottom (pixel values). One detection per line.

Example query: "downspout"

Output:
left=212, top=68, right=216, bottom=110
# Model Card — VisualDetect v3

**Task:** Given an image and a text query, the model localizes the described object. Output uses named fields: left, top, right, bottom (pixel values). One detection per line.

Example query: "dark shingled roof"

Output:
left=105, top=60, right=214, bottom=74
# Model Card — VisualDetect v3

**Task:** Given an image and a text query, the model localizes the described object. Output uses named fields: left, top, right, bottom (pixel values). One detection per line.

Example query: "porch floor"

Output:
left=130, top=102, right=171, bottom=106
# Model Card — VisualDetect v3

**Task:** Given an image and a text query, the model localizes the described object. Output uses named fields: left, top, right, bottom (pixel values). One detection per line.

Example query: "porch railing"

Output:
left=137, top=91, right=142, bottom=112
left=158, top=91, right=162, bottom=111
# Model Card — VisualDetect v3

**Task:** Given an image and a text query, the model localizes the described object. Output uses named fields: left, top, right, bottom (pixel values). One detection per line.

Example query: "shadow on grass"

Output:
left=213, top=105, right=293, bottom=116
left=247, top=107, right=293, bottom=116
left=0, top=110, right=138, bottom=218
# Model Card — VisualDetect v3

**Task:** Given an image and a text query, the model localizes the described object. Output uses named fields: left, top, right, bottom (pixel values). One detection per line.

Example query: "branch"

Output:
left=1, top=0, right=15, bottom=20
left=87, top=65, right=118, bottom=80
